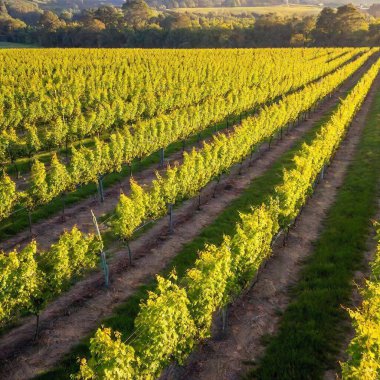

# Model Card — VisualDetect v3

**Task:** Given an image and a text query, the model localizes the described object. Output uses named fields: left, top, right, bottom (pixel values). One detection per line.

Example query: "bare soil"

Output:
left=173, top=72, right=380, bottom=380
left=0, top=59, right=376, bottom=380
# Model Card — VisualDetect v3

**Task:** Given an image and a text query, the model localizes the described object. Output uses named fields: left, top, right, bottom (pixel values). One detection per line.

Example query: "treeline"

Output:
left=1, top=0, right=379, bottom=47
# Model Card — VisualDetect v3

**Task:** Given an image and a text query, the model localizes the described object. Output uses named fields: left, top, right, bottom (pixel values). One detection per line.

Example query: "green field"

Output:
left=171, top=4, right=322, bottom=16
left=0, top=42, right=37, bottom=49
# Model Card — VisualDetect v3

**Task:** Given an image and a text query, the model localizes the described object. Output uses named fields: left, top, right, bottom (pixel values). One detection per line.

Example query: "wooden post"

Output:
left=221, top=307, right=228, bottom=333
left=129, top=162, right=133, bottom=177
left=28, top=211, right=33, bottom=237
left=159, top=147, right=165, bottom=168
left=238, top=161, right=243, bottom=175
left=91, top=210, right=109, bottom=287
left=212, top=175, right=221, bottom=198
left=283, top=226, right=290, bottom=247
left=97, top=176, right=105, bottom=203
left=126, top=240, right=132, bottom=266
left=34, top=313, right=40, bottom=341
left=168, top=203, right=173, bottom=234
left=61, top=193, right=66, bottom=222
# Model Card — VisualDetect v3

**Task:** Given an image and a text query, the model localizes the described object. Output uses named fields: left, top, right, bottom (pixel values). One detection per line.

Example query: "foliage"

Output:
left=110, top=49, right=374, bottom=241
left=185, top=239, right=232, bottom=338
left=134, top=274, right=196, bottom=377
left=0, top=170, right=17, bottom=220
left=0, top=227, right=100, bottom=327
left=74, top=328, right=136, bottom=380
left=341, top=222, right=380, bottom=379
left=1, top=47, right=364, bottom=223
left=74, top=56, right=380, bottom=380
left=0, top=241, right=40, bottom=325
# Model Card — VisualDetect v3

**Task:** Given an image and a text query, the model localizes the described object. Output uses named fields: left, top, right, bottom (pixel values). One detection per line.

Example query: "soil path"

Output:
left=174, top=69, right=380, bottom=380
left=0, top=58, right=376, bottom=380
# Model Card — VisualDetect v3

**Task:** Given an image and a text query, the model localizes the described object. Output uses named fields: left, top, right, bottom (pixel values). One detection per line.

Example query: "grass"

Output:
left=35, top=93, right=337, bottom=380
left=172, top=4, right=322, bottom=16
left=0, top=42, right=37, bottom=48
left=250, top=88, right=380, bottom=379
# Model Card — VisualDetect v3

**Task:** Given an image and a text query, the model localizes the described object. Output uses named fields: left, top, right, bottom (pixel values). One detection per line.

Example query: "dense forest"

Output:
left=1, top=0, right=380, bottom=47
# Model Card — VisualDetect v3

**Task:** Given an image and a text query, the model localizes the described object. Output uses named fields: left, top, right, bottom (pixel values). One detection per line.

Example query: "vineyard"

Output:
left=0, top=48, right=380, bottom=380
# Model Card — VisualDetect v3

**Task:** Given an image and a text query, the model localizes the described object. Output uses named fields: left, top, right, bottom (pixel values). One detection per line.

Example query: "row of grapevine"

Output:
left=1, top=48, right=357, bottom=168
left=0, top=227, right=100, bottom=328
left=341, top=221, right=380, bottom=379
left=73, top=56, right=380, bottom=380
left=0, top=49, right=369, bottom=222
left=110, top=49, right=376, bottom=242
left=0, top=48, right=356, bottom=162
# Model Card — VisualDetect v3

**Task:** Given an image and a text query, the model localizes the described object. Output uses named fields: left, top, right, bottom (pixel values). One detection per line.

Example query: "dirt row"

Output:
left=0, top=57, right=376, bottom=380
left=172, top=69, right=380, bottom=380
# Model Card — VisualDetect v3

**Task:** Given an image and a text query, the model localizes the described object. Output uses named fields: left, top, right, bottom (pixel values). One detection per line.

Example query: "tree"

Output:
left=0, top=1, right=26, bottom=35
left=168, top=13, right=192, bottom=30
left=368, top=22, right=380, bottom=46
left=83, top=18, right=106, bottom=33
left=38, top=10, right=65, bottom=31
left=0, top=0, right=8, bottom=17
left=290, top=33, right=307, bottom=47
left=312, top=7, right=336, bottom=46
left=253, top=14, right=293, bottom=47
left=335, top=4, right=368, bottom=45
left=122, top=0, right=154, bottom=28
left=94, top=6, right=123, bottom=28
left=60, top=10, right=73, bottom=22
left=293, top=15, right=315, bottom=43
